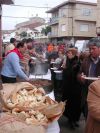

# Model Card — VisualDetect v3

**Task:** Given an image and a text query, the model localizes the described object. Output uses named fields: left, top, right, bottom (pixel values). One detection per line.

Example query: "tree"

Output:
left=20, top=31, right=27, bottom=38
left=41, top=26, right=51, bottom=36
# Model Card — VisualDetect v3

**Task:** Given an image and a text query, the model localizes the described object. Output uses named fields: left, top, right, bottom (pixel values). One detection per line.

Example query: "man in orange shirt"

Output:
left=47, top=43, right=54, bottom=52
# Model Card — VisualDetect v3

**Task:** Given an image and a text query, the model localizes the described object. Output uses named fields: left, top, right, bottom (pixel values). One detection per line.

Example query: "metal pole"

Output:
left=69, top=16, right=75, bottom=46
left=71, top=16, right=76, bottom=46
left=0, top=5, right=2, bottom=69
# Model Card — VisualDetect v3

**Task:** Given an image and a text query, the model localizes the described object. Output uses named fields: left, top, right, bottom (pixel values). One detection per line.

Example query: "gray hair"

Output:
left=88, top=37, right=100, bottom=47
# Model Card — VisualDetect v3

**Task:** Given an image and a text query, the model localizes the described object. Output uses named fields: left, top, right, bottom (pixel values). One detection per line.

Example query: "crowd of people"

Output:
left=0, top=37, right=100, bottom=132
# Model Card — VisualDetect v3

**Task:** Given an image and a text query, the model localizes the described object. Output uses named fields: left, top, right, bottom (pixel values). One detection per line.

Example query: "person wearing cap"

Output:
left=78, top=37, right=100, bottom=119
left=62, top=47, right=81, bottom=129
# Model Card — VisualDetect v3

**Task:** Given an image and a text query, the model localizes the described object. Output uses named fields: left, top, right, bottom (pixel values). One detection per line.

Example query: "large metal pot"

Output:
left=30, top=60, right=49, bottom=75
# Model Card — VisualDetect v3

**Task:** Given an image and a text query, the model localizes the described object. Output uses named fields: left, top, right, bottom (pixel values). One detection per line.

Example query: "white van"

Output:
left=75, top=40, right=89, bottom=53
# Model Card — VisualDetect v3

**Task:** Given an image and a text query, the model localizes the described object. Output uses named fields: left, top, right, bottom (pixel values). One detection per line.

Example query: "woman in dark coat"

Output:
left=62, top=48, right=81, bottom=129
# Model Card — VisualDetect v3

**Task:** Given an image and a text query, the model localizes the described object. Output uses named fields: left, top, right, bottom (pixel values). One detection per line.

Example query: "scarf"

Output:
left=6, top=48, right=23, bottom=59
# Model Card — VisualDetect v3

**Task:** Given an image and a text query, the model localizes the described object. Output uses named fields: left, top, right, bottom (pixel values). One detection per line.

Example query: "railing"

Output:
left=48, top=17, right=59, bottom=25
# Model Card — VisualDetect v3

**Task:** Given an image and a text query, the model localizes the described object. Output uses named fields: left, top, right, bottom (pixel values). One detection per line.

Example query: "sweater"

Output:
left=1, top=52, right=29, bottom=80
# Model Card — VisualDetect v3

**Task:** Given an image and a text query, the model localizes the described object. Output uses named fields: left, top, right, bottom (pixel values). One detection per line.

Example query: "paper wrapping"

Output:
left=0, top=82, right=65, bottom=129
left=0, top=113, right=46, bottom=133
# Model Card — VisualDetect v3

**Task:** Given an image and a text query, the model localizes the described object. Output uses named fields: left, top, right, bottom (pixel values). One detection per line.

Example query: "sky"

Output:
left=2, top=0, right=96, bottom=30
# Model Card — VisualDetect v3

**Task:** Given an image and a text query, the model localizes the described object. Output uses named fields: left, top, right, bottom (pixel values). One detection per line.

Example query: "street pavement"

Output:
left=58, top=115, right=85, bottom=133
left=55, top=92, right=85, bottom=133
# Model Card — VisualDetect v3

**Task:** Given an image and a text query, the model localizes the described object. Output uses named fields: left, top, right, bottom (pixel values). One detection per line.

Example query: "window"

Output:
left=82, top=8, right=92, bottom=16
left=61, top=24, right=66, bottom=31
left=53, top=12, right=58, bottom=18
left=52, top=27, right=58, bottom=36
left=61, top=9, right=66, bottom=17
left=80, top=24, right=89, bottom=32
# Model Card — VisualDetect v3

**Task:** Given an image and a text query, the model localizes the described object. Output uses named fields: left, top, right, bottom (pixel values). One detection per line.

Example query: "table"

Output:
left=29, top=69, right=51, bottom=80
left=46, top=91, right=60, bottom=133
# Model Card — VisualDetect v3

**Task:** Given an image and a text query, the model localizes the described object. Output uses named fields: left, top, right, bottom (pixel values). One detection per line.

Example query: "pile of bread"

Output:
left=0, top=82, right=64, bottom=126
left=7, top=87, right=56, bottom=125
left=6, top=87, right=55, bottom=109
left=12, top=108, right=48, bottom=125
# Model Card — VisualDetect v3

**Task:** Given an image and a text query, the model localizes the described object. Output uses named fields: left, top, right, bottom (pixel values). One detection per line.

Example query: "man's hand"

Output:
left=77, top=73, right=86, bottom=83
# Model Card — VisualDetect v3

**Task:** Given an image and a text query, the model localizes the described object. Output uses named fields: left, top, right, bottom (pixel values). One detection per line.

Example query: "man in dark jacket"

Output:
left=78, top=37, right=100, bottom=118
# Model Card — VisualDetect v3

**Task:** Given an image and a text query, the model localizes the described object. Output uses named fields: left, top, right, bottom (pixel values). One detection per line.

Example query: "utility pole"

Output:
left=68, top=1, right=75, bottom=47
left=71, top=16, right=75, bottom=46
left=97, top=0, right=100, bottom=27
left=96, top=0, right=100, bottom=37
left=69, top=16, right=75, bottom=46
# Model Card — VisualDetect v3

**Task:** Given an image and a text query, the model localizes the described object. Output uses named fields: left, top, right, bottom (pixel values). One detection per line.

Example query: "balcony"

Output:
left=0, top=0, right=14, bottom=5
left=48, top=17, right=59, bottom=25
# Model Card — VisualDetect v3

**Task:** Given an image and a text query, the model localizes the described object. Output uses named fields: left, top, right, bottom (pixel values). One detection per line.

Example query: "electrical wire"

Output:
left=3, top=4, right=51, bottom=9
left=3, top=4, right=99, bottom=11
left=2, top=16, right=31, bottom=19
left=2, top=13, right=97, bottom=20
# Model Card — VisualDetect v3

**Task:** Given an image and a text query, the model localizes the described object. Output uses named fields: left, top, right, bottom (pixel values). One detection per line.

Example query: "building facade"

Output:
left=15, top=17, right=45, bottom=30
left=47, top=0, right=97, bottom=44
left=14, top=16, right=46, bottom=40
left=96, top=0, right=100, bottom=35
left=34, top=24, right=50, bottom=43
